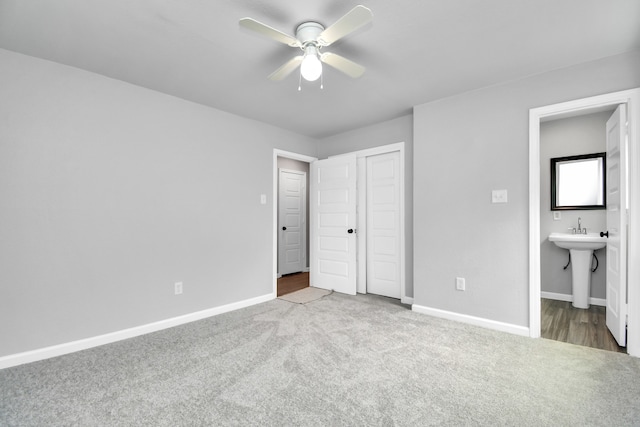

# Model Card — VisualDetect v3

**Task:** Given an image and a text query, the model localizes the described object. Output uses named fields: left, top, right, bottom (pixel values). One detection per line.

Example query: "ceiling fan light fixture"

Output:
left=239, top=5, right=373, bottom=86
left=300, top=46, right=322, bottom=82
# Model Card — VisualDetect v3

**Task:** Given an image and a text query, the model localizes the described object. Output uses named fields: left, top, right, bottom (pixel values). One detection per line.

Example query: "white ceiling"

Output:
left=1, top=0, right=639, bottom=138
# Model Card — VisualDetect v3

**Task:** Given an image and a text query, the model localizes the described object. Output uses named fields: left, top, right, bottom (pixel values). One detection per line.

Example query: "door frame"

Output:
left=528, top=88, right=640, bottom=357
left=273, top=150, right=317, bottom=298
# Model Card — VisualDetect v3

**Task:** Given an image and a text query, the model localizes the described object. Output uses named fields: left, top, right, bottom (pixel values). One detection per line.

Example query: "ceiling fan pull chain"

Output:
left=320, top=71, right=324, bottom=90
left=298, top=68, right=303, bottom=92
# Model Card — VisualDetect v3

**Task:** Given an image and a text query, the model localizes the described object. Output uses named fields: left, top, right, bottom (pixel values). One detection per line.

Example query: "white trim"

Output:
left=541, top=291, right=572, bottom=302
left=0, top=293, right=274, bottom=370
left=541, top=291, right=606, bottom=307
left=357, top=156, right=367, bottom=294
left=330, top=142, right=405, bottom=159
left=529, top=88, right=640, bottom=357
left=529, top=108, right=542, bottom=339
left=412, top=304, right=530, bottom=337
left=273, top=150, right=318, bottom=298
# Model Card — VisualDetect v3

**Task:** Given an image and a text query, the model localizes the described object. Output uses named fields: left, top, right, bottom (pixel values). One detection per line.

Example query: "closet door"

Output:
left=310, top=155, right=357, bottom=295
left=366, top=152, right=401, bottom=299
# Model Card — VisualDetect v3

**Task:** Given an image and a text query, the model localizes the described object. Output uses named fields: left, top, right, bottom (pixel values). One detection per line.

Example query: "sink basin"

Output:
left=548, top=232, right=607, bottom=251
left=548, top=232, right=607, bottom=309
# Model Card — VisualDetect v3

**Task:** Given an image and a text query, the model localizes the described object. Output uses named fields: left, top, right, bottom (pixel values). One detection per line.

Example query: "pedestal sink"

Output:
left=548, top=232, right=607, bottom=309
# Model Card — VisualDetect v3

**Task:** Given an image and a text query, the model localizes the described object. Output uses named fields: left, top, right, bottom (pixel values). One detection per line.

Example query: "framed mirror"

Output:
left=551, top=152, right=606, bottom=210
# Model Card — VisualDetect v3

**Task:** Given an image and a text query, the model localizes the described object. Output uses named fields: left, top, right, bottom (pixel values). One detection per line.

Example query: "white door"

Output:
left=366, top=152, right=401, bottom=298
left=278, top=169, right=306, bottom=275
left=605, top=104, right=628, bottom=347
left=310, top=155, right=357, bottom=295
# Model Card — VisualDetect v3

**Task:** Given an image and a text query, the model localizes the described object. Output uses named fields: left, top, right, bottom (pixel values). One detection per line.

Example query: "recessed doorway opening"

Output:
left=273, top=150, right=316, bottom=297
left=529, top=88, right=640, bottom=358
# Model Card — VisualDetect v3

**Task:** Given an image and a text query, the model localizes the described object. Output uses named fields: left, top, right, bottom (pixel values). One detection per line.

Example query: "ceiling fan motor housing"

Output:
left=295, top=22, right=324, bottom=45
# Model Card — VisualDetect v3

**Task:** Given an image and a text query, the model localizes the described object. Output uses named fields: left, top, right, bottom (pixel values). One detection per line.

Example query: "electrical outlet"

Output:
left=456, top=277, right=465, bottom=291
left=174, top=282, right=183, bottom=295
left=491, top=189, right=508, bottom=204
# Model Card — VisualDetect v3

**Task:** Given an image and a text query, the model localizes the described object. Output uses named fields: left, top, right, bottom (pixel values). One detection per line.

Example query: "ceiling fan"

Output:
left=239, top=5, right=373, bottom=86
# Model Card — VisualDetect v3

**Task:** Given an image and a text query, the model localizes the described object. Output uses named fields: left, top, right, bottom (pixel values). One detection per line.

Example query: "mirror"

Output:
left=551, top=152, right=606, bottom=210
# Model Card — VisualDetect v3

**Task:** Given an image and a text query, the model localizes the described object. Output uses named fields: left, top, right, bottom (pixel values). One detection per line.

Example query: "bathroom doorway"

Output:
left=529, top=88, right=640, bottom=358
left=538, top=109, right=622, bottom=352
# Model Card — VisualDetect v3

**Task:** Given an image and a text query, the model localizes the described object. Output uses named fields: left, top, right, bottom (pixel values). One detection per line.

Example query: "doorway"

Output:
left=274, top=150, right=316, bottom=297
left=539, top=109, right=620, bottom=351
left=528, top=88, right=640, bottom=358
left=273, top=143, right=407, bottom=302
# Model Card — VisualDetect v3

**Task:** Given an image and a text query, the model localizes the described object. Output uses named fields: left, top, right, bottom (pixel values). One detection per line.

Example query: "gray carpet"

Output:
left=1, top=293, right=639, bottom=426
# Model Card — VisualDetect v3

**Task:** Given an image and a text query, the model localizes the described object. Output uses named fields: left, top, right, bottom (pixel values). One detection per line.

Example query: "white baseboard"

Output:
left=541, top=291, right=606, bottom=307
left=0, top=293, right=274, bottom=370
left=411, top=304, right=530, bottom=337
left=401, top=296, right=414, bottom=305
left=541, top=291, right=573, bottom=302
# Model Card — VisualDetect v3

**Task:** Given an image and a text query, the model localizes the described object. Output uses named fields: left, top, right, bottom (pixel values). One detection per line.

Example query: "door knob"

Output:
left=600, top=231, right=609, bottom=238
left=282, top=226, right=287, bottom=231
left=347, top=229, right=354, bottom=234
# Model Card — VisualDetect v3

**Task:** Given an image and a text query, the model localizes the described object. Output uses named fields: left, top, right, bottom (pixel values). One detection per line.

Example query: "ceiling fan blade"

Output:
left=239, top=18, right=301, bottom=47
left=320, top=52, right=365, bottom=78
left=268, top=56, right=304, bottom=81
left=317, top=5, right=373, bottom=46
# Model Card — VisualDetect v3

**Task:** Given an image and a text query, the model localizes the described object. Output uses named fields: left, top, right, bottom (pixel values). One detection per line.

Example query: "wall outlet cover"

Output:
left=491, top=189, right=508, bottom=204
left=456, top=277, right=465, bottom=291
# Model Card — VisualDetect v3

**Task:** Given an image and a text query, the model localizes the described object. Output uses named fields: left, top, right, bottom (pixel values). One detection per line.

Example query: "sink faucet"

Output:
left=577, top=217, right=581, bottom=233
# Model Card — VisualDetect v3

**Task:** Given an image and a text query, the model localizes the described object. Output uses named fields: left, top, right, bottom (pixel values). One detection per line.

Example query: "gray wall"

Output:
left=276, top=157, right=310, bottom=271
left=2, top=45, right=639, bottom=358
left=318, top=114, right=414, bottom=298
left=540, top=111, right=610, bottom=299
left=414, top=50, right=640, bottom=327
left=0, top=49, right=317, bottom=357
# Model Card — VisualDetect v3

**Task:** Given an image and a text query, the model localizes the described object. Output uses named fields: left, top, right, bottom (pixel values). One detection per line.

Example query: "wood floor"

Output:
left=277, top=272, right=309, bottom=297
left=541, top=298, right=626, bottom=353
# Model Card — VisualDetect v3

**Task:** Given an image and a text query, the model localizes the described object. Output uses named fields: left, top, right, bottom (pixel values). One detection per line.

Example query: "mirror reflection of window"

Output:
left=557, top=158, right=604, bottom=206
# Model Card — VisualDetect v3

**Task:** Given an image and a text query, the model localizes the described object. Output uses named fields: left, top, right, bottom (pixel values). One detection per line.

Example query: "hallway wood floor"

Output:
left=541, top=298, right=625, bottom=353
left=277, top=272, right=309, bottom=297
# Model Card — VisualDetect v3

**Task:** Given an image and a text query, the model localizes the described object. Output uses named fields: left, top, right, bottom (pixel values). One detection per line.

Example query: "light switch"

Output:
left=260, top=194, right=267, bottom=205
left=491, top=189, right=508, bottom=204
left=553, top=211, right=561, bottom=221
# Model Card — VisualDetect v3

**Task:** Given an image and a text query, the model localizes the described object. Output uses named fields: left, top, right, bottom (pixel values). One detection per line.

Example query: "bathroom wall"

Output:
left=540, top=111, right=611, bottom=300
left=277, top=157, right=310, bottom=271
